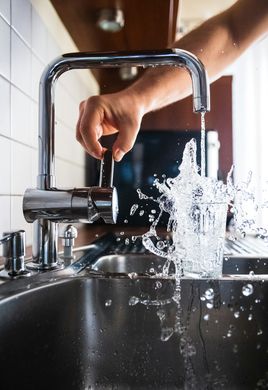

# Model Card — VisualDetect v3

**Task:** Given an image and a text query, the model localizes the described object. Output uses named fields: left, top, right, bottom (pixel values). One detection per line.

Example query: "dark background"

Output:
left=86, top=130, right=207, bottom=226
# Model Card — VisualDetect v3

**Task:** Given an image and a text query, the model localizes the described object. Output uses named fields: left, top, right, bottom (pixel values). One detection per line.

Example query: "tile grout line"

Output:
left=0, top=133, right=85, bottom=168
left=0, top=10, right=10, bottom=25
left=1, top=1, right=88, bottom=235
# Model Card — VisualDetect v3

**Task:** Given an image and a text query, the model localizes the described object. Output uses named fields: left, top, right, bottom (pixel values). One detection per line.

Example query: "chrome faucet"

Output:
left=23, top=49, right=210, bottom=270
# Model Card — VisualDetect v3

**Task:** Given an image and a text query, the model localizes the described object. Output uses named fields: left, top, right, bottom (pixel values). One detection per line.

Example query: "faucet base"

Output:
left=26, top=260, right=64, bottom=271
left=0, top=268, right=31, bottom=279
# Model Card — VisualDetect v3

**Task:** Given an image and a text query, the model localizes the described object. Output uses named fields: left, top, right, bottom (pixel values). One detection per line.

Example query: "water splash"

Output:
left=126, top=125, right=268, bottom=387
left=200, top=112, right=206, bottom=177
left=130, top=204, right=139, bottom=216
left=141, top=138, right=229, bottom=279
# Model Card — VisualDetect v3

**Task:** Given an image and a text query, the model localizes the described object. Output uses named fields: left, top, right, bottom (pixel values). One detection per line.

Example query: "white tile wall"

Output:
left=11, top=85, right=32, bottom=145
left=0, top=75, right=11, bottom=137
left=31, top=53, right=43, bottom=102
left=10, top=195, right=32, bottom=245
left=0, top=0, right=99, bottom=249
left=11, top=140, right=34, bottom=194
left=11, top=0, right=31, bottom=46
left=0, top=0, right=10, bottom=23
left=0, top=137, right=11, bottom=194
left=0, top=197, right=11, bottom=233
left=11, top=29, right=31, bottom=95
left=0, top=16, right=11, bottom=79
left=31, top=7, right=47, bottom=63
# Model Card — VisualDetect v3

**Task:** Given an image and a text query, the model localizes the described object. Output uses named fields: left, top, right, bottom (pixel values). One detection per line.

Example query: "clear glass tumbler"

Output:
left=173, top=201, right=228, bottom=278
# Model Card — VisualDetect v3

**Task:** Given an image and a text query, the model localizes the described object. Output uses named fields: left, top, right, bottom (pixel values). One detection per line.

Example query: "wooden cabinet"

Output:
left=51, top=0, right=179, bottom=92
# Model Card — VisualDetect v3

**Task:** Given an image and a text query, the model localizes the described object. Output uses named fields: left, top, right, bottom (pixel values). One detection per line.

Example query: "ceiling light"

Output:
left=97, top=8, right=125, bottom=33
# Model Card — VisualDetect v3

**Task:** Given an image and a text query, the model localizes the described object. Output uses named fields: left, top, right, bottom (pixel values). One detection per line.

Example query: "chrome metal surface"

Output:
left=91, top=187, right=118, bottom=224
left=25, top=49, right=208, bottom=267
left=59, top=224, right=78, bottom=259
left=0, top=231, right=30, bottom=277
left=23, top=187, right=117, bottom=223
left=224, top=235, right=268, bottom=256
left=0, top=234, right=267, bottom=388
left=0, top=266, right=267, bottom=389
left=39, top=49, right=209, bottom=186
left=94, top=150, right=118, bottom=223
left=92, top=252, right=268, bottom=276
left=99, top=150, right=114, bottom=188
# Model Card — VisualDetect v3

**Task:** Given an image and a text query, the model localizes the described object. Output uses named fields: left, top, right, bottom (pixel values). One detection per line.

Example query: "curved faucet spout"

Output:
left=39, top=49, right=210, bottom=186
left=31, top=49, right=210, bottom=267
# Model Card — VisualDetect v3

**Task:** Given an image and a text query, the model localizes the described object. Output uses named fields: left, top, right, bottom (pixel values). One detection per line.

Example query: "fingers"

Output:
left=76, top=98, right=104, bottom=160
left=112, top=118, right=140, bottom=162
left=76, top=94, right=142, bottom=162
left=76, top=101, right=85, bottom=147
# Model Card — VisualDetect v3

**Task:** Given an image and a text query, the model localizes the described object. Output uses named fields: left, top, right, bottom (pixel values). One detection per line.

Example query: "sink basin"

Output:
left=0, top=271, right=267, bottom=389
left=0, top=234, right=268, bottom=389
left=92, top=253, right=268, bottom=275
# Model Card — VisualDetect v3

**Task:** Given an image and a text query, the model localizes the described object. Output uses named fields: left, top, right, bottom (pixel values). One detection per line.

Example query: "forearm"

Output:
left=125, top=0, right=268, bottom=114
left=76, top=0, right=268, bottom=161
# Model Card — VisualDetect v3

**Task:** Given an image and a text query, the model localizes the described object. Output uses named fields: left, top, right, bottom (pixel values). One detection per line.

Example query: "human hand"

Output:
left=76, top=91, right=145, bottom=162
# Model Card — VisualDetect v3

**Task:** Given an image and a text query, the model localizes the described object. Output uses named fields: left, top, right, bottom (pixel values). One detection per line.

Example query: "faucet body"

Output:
left=23, top=49, right=210, bottom=269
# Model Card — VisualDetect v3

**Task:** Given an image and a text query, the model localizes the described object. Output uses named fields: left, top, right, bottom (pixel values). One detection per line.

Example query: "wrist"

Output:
left=124, top=66, right=190, bottom=114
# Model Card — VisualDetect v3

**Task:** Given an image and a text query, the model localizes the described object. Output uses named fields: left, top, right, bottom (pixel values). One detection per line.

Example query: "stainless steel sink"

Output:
left=92, top=252, right=268, bottom=275
left=0, top=234, right=267, bottom=389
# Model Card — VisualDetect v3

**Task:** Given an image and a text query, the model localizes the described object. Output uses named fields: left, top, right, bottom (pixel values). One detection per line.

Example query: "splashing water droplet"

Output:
left=248, top=313, right=253, bottom=321
left=130, top=204, right=139, bottom=216
left=204, top=288, right=214, bottom=300
left=233, top=344, right=238, bottom=353
left=242, top=284, right=254, bottom=296
left=161, top=328, right=174, bottom=342
left=128, top=272, right=138, bottom=280
left=234, top=311, right=240, bottom=319
left=126, top=134, right=268, bottom=385
left=155, top=281, right=162, bottom=289
left=129, top=296, right=139, bottom=306
left=137, top=188, right=150, bottom=200
left=105, top=299, right=112, bottom=307
left=156, top=240, right=165, bottom=250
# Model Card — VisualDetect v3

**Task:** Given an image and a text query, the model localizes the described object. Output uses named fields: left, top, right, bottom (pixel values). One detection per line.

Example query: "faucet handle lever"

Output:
left=99, top=150, right=114, bottom=188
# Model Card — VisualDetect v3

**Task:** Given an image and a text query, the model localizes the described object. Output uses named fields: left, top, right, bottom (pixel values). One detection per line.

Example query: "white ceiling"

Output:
left=178, top=0, right=237, bottom=34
